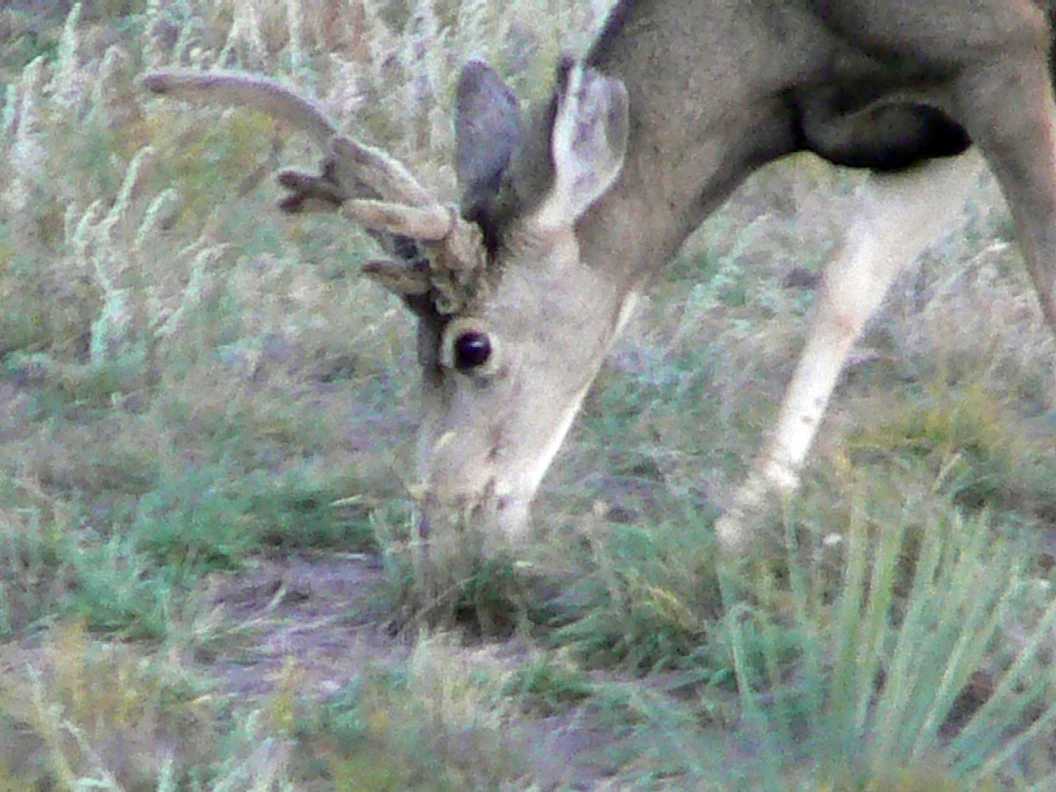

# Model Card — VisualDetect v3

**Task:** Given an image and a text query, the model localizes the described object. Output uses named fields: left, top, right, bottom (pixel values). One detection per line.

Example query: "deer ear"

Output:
left=455, top=60, right=523, bottom=225
left=530, top=60, right=628, bottom=232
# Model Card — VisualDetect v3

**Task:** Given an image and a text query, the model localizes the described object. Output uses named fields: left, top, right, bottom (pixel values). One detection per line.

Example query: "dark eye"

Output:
left=454, top=331, right=492, bottom=370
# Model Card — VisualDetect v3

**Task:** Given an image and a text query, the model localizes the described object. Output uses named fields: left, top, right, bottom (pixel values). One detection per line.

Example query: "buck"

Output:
left=145, top=0, right=1056, bottom=552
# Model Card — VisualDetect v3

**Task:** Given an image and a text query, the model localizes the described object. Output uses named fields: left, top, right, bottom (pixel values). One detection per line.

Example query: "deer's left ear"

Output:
left=531, top=59, right=629, bottom=232
left=455, top=60, right=524, bottom=225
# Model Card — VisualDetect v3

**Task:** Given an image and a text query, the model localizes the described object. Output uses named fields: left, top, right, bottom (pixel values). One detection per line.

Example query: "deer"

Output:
left=144, top=0, right=1056, bottom=554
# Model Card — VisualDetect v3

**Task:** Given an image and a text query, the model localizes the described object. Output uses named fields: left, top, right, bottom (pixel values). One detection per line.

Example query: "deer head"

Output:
left=144, top=58, right=629, bottom=546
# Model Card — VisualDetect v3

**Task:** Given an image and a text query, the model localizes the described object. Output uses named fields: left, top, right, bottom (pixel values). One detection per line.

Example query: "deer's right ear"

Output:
left=455, top=60, right=523, bottom=225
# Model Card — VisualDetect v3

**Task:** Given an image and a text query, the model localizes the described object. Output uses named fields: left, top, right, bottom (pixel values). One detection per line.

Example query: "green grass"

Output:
left=1, top=1, right=1055, bottom=789
left=719, top=504, right=1055, bottom=790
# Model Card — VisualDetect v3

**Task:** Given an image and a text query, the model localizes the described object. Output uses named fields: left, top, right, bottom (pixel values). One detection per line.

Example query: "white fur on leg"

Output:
left=716, top=152, right=985, bottom=552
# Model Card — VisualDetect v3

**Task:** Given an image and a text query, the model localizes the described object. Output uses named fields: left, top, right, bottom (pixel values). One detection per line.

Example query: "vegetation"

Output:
left=1, top=1, right=1055, bottom=788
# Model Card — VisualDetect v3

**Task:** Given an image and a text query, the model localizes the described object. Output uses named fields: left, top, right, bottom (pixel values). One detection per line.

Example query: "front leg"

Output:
left=716, top=152, right=983, bottom=552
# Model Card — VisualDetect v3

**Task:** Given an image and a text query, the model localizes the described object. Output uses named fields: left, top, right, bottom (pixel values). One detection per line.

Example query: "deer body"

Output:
left=579, top=0, right=1038, bottom=285
left=147, top=0, right=1056, bottom=551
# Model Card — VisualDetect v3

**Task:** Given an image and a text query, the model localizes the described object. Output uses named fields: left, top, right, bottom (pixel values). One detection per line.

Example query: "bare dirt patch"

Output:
left=206, top=553, right=404, bottom=700
left=205, top=552, right=630, bottom=789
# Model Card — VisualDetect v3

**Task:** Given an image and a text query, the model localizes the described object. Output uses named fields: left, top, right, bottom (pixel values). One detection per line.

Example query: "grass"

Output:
left=1, top=0, right=1055, bottom=789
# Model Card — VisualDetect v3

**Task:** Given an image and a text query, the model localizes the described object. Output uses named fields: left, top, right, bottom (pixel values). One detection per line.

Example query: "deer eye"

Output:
left=440, top=318, right=501, bottom=376
left=454, top=331, right=491, bottom=370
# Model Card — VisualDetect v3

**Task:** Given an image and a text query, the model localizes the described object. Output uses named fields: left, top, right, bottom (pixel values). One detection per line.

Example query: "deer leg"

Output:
left=952, top=57, right=1056, bottom=334
left=715, top=152, right=983, bottom=552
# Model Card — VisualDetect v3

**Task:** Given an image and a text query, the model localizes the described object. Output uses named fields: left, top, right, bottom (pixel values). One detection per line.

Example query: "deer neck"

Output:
left=572, top=4, right=803, bottom=300
left=572, top=97, right=795, bottom=308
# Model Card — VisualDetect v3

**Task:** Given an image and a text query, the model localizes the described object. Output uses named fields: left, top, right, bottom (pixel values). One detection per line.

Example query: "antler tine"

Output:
left=327, top=138, right=493, bottom=280
left=145, top=69, right=488, bottom=308
left=274, top=168, right=345, bottom=212
left=275, top=168, right=434, bottom=258
left=325, top=136, right=486, bottom=280
left=277, top=160, right=462, bottom=256
left=342, top=199, right=453, bottom=241
left=143, top=71, right=337, bottom=149
left=329, top=137, right=435, bottom=209
left=144, top=72, right=441, bottom=209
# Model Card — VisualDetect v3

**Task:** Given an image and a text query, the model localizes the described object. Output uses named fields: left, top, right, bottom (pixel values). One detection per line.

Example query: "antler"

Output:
left=142, top=70, right=487, bottom=314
